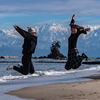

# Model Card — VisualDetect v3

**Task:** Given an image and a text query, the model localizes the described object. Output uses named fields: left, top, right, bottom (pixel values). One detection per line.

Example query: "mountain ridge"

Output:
left=0, top=23, right=100, bottom=57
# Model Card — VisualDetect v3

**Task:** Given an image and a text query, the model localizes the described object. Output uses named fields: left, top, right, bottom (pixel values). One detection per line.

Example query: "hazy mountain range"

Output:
left=0, top=23, right=100, bottom=57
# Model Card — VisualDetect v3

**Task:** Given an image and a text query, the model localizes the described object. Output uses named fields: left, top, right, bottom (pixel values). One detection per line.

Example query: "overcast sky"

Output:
left=0, top=0, right=100, bottom=29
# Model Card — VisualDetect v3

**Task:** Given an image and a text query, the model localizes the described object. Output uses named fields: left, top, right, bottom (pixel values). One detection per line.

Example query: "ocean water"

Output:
left=0, top=58, right=100, bottom=100
left=0, top=57, right=100, bottom=83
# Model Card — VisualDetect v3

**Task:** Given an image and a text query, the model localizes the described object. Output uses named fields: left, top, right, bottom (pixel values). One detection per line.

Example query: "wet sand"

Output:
left=6, top=74, right=100, bottom=100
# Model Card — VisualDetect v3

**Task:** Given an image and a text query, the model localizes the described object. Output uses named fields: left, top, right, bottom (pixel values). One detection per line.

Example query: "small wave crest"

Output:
left=0, top=65, right=100, bottom=83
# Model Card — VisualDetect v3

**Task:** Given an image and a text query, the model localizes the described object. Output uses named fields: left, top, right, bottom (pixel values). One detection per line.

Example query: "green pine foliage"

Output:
left=48, top=41, right=65, bottom=59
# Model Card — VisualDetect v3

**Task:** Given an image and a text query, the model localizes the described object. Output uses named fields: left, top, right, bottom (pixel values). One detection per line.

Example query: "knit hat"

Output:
left=27, top=27, right=36, bottom=34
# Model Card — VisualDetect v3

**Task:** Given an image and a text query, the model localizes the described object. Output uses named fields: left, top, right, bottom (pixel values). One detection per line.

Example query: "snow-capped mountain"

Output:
left=0, top=23, right=100, bottom=57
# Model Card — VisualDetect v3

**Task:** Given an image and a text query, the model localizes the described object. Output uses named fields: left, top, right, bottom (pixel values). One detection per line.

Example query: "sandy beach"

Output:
left=5, top=74, right=100, bottom=100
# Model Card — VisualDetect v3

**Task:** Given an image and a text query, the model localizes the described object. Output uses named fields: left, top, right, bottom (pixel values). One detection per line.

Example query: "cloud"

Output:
left=34, top=19, right=59, bottom=25
left=0, top=0, right=100, bottom=16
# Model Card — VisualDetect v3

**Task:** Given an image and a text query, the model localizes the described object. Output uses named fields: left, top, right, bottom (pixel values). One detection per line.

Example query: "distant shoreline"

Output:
left=0, top=56, right=100, bottom=65
left=0, top=57, right=100, bottom=65
left=0, top=56, right=67, bottom=60
left=0, top=56, right=22, bottom=58
left=1, top=56, right=100, bottom=59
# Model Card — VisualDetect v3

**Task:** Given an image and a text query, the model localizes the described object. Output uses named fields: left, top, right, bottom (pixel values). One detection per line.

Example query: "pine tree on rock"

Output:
left=48, top=41, right=64, bottom=59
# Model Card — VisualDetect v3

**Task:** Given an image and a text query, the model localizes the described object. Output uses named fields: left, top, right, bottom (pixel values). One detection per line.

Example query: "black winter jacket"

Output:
left=16, top=26, right=37, bottom=54
left=68, top=18, right=87, bottom=49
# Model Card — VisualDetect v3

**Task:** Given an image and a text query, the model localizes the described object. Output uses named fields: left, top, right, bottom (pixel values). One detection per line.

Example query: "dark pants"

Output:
left=65, top=49, right=82, bottom=70
left=14, top=53, right=35, bottom=75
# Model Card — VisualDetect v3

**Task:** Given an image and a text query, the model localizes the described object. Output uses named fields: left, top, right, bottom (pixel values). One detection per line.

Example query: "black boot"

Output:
left=82, top=53, right=89, bottom=59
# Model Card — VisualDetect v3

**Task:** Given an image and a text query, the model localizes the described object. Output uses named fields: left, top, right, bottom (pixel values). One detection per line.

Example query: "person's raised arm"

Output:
left=72, top=14, right=76, bottom=19
left=80, top=28, right=90, bottom=35
left=14, top=25, right=31, bottom=39
left=70, top=14, right=76, bottom=25
left=84, top=28, right=90, bottom=32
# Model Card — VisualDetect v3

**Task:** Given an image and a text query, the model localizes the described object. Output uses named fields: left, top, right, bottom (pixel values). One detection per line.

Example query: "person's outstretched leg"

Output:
left=65, top=60, right=71, bottom=70
left=29, top=60, right=35, bottom=74
left=71, top=49, right=82, bottom=69
left=13, top=54, right=31, bottom=75
left=65, top=50, right=72, bottom=70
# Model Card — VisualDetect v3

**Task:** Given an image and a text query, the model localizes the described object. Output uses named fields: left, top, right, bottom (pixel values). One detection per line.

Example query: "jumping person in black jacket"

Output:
left=65, top=14, right=90, bottom=70
left=6, top=25, right=37, bottom=75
